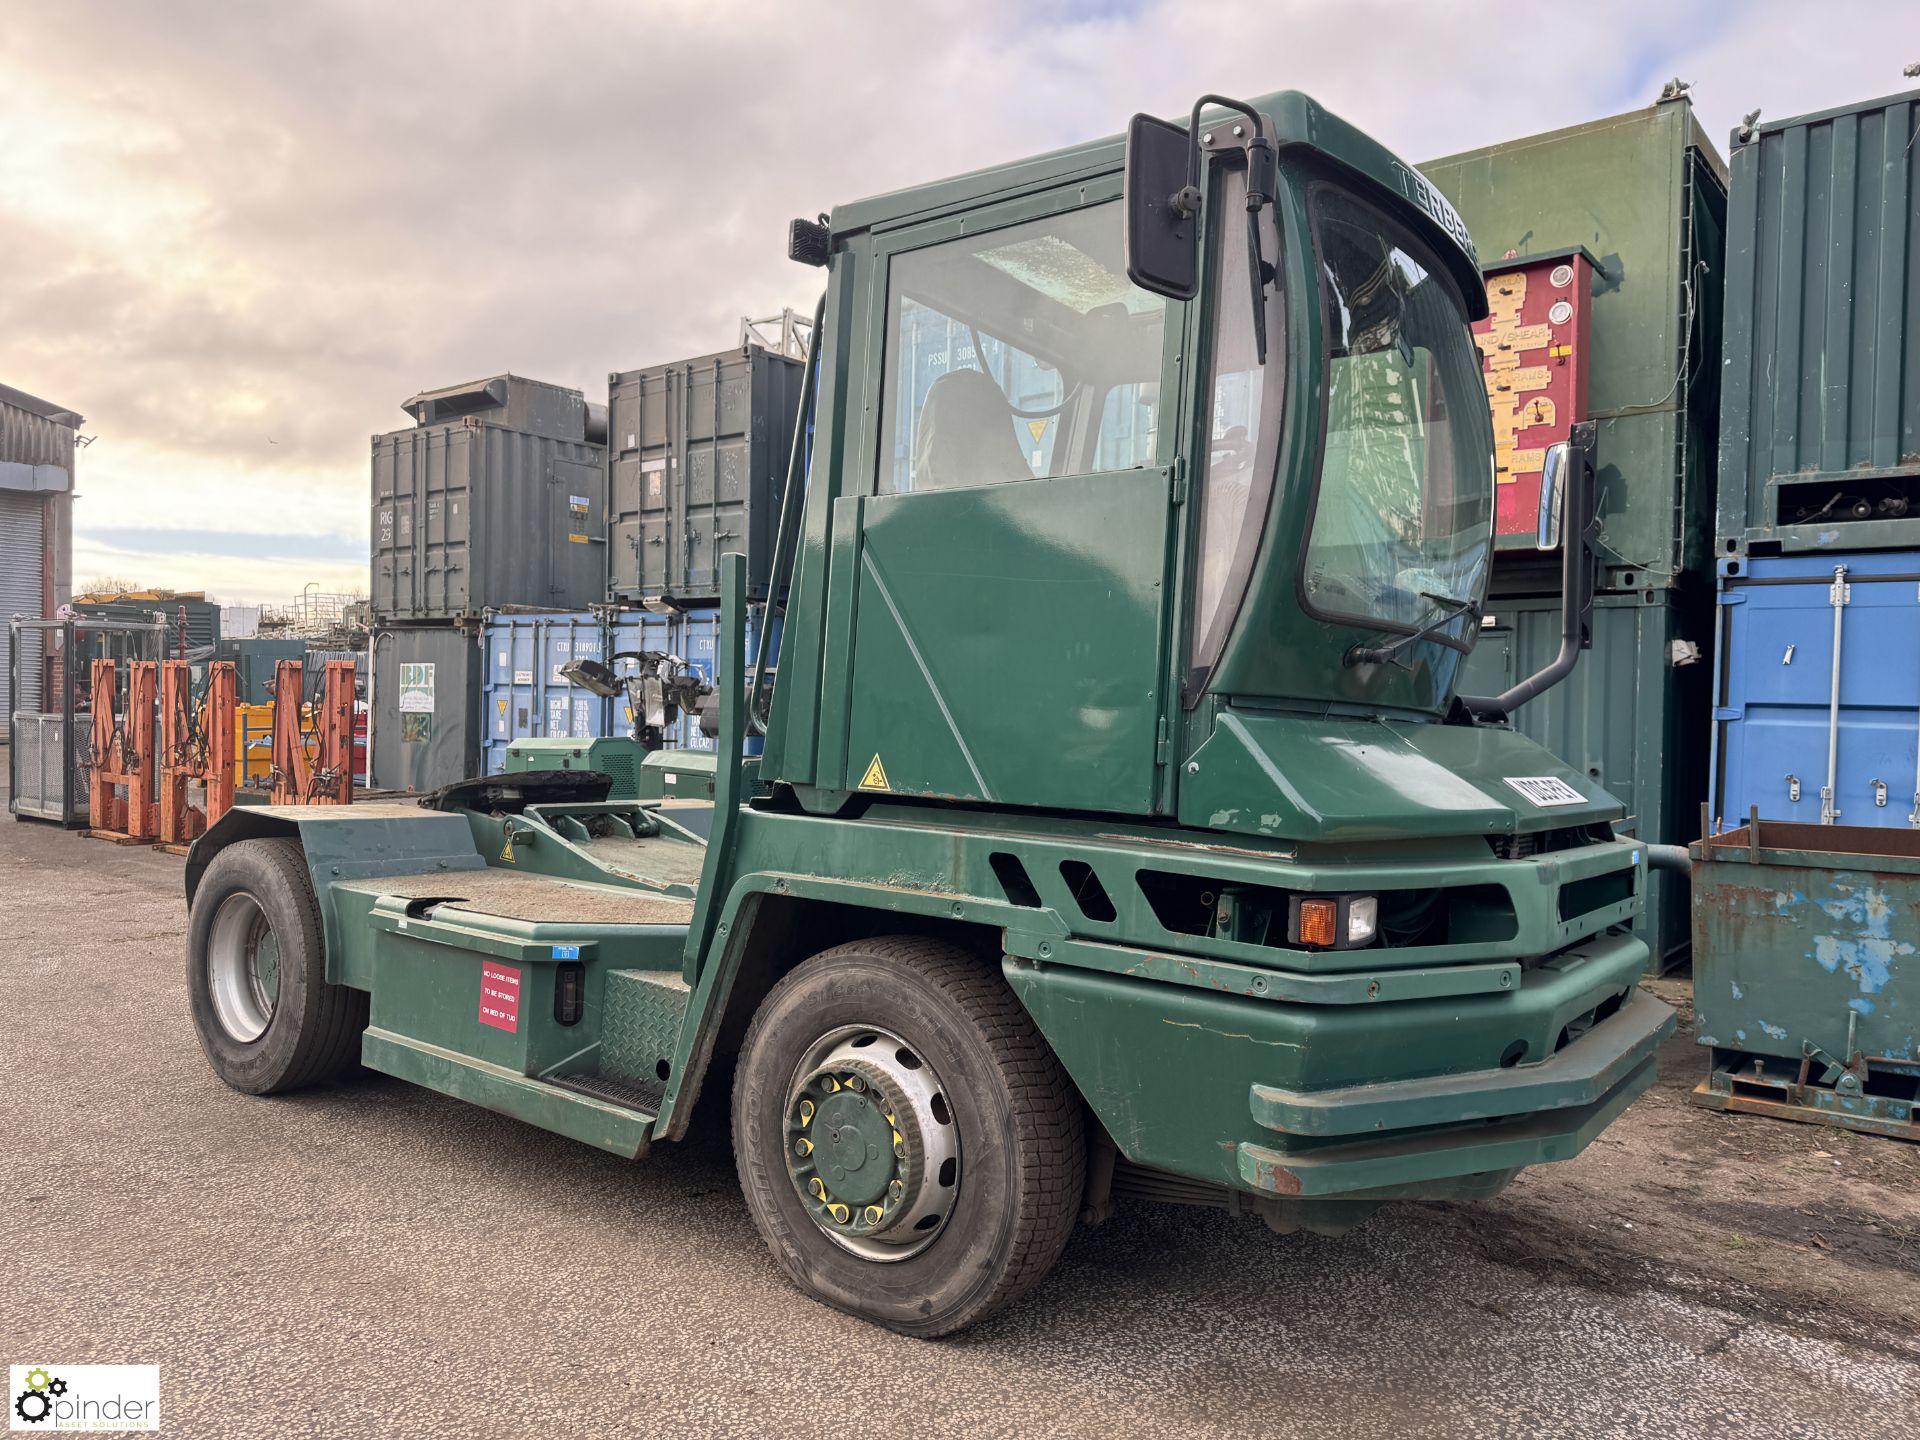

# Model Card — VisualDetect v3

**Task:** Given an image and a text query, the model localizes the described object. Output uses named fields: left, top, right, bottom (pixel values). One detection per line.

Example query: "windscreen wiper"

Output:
left=1344, top=590, right=1481, bottom=668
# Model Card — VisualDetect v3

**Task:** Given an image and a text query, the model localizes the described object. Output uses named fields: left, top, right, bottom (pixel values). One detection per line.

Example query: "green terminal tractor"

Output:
left=181, top=90, right=1672, bottom=1336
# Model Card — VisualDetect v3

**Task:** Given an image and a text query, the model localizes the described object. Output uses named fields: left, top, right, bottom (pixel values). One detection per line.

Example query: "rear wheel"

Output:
left=732, top=936, right=1084, bottom=1336
left=186, top=837, right=366, bottom=1094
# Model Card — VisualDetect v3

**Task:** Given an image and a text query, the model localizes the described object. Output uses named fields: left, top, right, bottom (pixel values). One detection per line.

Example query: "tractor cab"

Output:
left=763, top=92, right=1603, bottom=843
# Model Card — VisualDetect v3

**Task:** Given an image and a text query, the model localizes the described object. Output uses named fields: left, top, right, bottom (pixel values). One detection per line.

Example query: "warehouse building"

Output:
left=0, top=382, right=81, bottom=723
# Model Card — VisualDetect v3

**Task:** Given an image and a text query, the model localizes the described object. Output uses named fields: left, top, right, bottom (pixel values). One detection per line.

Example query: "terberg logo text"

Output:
left=10, top=1366, right=160, bottom=1432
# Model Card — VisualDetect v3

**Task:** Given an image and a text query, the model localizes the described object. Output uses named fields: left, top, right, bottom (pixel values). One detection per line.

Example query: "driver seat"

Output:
left=909, top=368, right=1035, bottom=492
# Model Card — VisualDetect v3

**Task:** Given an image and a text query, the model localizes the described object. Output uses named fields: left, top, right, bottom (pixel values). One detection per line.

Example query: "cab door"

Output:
left=825, top=182, right=1183, bottom=813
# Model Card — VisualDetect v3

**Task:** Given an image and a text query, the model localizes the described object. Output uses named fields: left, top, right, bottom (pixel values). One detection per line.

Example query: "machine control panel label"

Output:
left=1504, top=776, right=1587, bottom=808
left=479, top=961, right=522, bottom=1032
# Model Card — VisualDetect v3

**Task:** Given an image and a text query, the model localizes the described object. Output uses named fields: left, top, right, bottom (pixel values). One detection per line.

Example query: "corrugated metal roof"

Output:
left=0, top=381, right=84, bottom=470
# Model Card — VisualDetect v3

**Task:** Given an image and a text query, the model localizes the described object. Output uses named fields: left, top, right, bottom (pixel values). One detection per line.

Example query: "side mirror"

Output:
left=1536, top=441, right=1569, bottom=551
left=1123, top=113, right=1200, bottom=301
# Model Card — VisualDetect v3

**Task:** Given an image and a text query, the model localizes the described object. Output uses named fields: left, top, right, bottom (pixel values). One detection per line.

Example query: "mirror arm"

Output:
left=1174, top=93, right=1266, bottom=214
left=1460, top=421, right=1599, bottom=723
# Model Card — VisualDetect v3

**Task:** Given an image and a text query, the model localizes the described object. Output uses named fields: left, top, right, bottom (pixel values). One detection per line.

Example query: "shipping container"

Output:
left=371, top=421, right=607, bottom=621
left=400, top=374, right=594, bottom=445
left=1422, top=100, right=1728, bottom=592
left=1710, top=549, right=1920, bottom=830
left=214, top=637, right=305, bottom=702
left=1460, top=588, right=1712, bottom=972
left=480, top=611, right=612, bottom=775
left=369, top=624, right=482, bottom=793
left=1717, top=89, right=1920, bottom=556
left=71, top=593, right=220, bottom=651
left=609, top=606, right=781, bottom=753
left=476, top=606, right=782, bottom=767
left=606, top=345, right=803, bottom=603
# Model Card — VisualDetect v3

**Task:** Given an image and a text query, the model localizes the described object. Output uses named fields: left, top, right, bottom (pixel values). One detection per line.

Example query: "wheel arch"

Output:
left=184, top=808, right=303, bottom=907
left=660, top=883, right=1061, bottom=1142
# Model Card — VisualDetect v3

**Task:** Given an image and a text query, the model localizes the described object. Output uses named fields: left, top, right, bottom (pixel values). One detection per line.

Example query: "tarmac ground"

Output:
left=3, top=780, right=1917, bottom=1437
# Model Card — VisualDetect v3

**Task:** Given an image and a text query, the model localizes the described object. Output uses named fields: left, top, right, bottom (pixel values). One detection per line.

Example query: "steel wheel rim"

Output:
left=782, top=1024, right=961, bottom=1262
left=207, top=892, right=281, bottom=1043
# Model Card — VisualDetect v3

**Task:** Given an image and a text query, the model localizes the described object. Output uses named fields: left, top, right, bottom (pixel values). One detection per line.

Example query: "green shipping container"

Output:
left=1717, top=89, right=1920, bottom=556
left=1423, top=101, right=1728, bottom=591
left=1461, top=589, right=1713, bottom=972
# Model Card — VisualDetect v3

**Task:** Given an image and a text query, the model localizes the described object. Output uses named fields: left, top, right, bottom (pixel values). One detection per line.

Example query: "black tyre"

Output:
left=186, top=837, right=367, bottom=1094
left=732, top=936, right=1084, bottom=1336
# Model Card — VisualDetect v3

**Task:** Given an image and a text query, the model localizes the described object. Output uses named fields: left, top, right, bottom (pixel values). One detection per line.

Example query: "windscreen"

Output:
left=1300, top=187, right=1493, bottom=635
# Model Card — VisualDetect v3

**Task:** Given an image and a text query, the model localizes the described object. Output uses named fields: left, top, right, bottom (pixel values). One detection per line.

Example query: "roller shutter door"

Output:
left=0, top=490, right=45, bottom=720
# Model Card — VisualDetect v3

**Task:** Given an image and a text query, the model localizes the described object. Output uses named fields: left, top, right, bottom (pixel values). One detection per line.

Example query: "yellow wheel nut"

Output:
left=799, top=1099, right=814, bottom=1125
left=864, top=1205, right=885, bottom=1225
left=825, top=1077, right=841, bottom=1092
left=795, top=1137, right=813, bottom=1157
left=827, top=1203, right=850, bottom=1224
left=809, top=1177, right=827, bottom=1200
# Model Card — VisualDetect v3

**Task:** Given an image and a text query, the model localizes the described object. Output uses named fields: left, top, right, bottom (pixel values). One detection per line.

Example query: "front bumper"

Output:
left=1007, top=927, right=1674, bottom=1203
left=1238, top=988, right=1673, bottom=1197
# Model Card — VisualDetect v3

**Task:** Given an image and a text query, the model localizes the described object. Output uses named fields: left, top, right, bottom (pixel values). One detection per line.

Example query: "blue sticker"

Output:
left=551, top=944, right=581, bottom=960
left=1632, top=850, right=1641, bottom=865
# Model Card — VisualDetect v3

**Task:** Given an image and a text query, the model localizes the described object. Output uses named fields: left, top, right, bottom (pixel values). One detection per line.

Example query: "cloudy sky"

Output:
left=1, top=1, right=1910, bottom=605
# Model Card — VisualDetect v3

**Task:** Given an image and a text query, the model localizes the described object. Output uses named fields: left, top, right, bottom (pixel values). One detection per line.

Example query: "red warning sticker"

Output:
left=478, top=961, right=522, bottom=1032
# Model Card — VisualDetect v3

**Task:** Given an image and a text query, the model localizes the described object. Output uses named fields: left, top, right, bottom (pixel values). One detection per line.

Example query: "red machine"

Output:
left=87, top=658, right=158, bottom=843
left=1473, top=250, right=1593, bottom=547
left=157, top=659, right=237, bottom=848
left=269, top=659, right=355, bottom=806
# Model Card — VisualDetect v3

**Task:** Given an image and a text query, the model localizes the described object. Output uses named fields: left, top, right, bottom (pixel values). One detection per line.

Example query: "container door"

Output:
left=430, top=428, right=474, bottom=617
left=825, top=182, right=1179, bottom=813
left=1720, top=566, right=1920, bottom=827
left=546, top=458, right=604, bottom=606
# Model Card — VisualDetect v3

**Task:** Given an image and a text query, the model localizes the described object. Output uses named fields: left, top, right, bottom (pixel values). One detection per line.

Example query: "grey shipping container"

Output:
left=607, top=345, right=804, bottom=603
left=400, top=374, right=595, bottom=445
left=1717, top=88, right=1920, bottom=555
left=1460, top=589, right=1713, bottom=973
left=369, top=624, right=482, bottom=792
left=1422, top=100, right=1728, bottom=592
left=371, top=421, right=607, bottom=621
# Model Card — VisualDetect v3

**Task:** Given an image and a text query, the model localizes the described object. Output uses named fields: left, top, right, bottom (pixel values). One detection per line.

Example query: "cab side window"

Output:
left=877, top=200, right=1169, bottom=494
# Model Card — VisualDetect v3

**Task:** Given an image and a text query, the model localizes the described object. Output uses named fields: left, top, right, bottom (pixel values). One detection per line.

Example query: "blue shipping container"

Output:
left=481, top=612, right=611, bottom=774
left=608, top=606, right=781, bottom=754
left=482, top=607, right=782, bottom=769
left=1713, top=551, right=1920, bottom=828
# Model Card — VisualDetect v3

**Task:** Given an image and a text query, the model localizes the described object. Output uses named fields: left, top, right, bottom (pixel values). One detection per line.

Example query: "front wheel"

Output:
left=732, top=936, right=1085, bottom=1337
left=186, top=836, right=367, bottom=1094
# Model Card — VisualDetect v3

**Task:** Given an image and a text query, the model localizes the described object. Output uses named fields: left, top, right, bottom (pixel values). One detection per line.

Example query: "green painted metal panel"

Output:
left=1175, top=706, right=1624, bottom=842
left=1422, top=102, right=1727, bottom=588
left=1461, top=589, right=1711, bottom=971
left=1717, top=89, right=1920, bottom=555
left=1005, top=928, right=1650, bottom=1194
left=843, top=468, right=1170, bottom=811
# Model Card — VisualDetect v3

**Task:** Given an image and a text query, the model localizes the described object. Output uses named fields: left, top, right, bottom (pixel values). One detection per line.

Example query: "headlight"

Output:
left=1288, top=894, right=1377, bottom=950
left=1346, top=894, right=1378, bottom=944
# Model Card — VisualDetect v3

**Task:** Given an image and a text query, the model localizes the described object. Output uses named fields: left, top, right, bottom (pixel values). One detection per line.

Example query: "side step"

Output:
left=361, top=1028, right=656, bottom=1159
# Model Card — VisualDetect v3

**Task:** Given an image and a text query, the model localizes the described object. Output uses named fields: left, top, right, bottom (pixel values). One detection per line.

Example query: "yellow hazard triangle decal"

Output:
left=858, top=754, right=890, bottom=791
